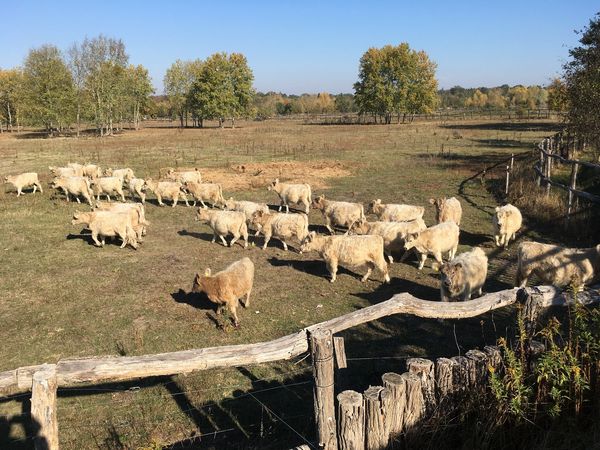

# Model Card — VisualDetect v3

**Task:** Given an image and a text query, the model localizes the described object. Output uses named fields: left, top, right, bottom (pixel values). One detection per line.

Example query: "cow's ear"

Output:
left=428, top=198, right=435, bottom=205
left=454, top=262, right=463, bottom=270
left=204, top=268, right=212, bottom=276
left=495, top=206, right=500, bottom=212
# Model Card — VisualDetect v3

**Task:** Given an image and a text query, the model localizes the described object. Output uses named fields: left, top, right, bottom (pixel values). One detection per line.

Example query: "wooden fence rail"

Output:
left=536, top=135, right=600, bottom=212
left=2, top=285, right=598, bottom=449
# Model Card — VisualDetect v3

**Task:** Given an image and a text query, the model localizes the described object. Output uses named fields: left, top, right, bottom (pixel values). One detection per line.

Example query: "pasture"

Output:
left=0, top=118, right=557, bottom=448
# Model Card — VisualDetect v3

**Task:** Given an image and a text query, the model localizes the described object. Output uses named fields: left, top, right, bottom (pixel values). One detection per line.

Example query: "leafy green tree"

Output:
left=354, top=43, right=438, bottom=123
left=79, top=35, right=129, bottom=136
left=0, top=68, right=24, bottom=132
left=563, top=12, right=600, bottom=153
left=22, top=45, right=75, bottom=133
left=124, top=65, right=154, bottom=129
left=164, top=59, right=200, bottom=127
left=187, top=52, right=254, bottom=128
left=334, top=94, right=356, bottom=113
left=547, top=78, right=568, bottom=112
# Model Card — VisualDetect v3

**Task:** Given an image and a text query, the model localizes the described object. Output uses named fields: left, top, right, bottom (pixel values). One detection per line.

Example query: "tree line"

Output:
left=0, top=35, right=153, bottom=136
left=1, top=29, right=591, bottom=135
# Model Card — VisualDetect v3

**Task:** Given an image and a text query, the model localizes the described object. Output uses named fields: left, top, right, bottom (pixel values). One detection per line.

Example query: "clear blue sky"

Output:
left=1, top=1, right=598, bottom=94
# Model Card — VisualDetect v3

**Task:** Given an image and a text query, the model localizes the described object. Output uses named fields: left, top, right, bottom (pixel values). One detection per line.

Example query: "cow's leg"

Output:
left=219, top=234, right=228, bottom=247
left=326, top=258, right=338, bottom=283
left=417, top=252, right=427, bottom=270
left=281, top=240, right=288, bottom=251
left=262, top=233, right=271, bottom=250
left=385, top=251, right=394, bottom=264
left=361, top=262, right=373, bottom=282
left=243, top=289, right=251, bottom=307
left=91, top=231, right=102, bottom=247
left=211, top=233, right=217, bottom=244
left=32, top=185, right=37, bottom=194
left=325, top=217, right=335, bottom=235
left=75, top=197, right=81, bottom=204
left=230, top=232, right=240, bottom=247
left=200, top=200, right=208, bottom=209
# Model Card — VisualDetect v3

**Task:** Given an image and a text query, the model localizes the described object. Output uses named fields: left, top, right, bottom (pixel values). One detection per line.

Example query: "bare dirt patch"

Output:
left=176, top=160, right=353, bottom=191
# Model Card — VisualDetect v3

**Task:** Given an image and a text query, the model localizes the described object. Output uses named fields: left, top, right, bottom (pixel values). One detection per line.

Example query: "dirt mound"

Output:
left=195, top=160, right=352, bottom=192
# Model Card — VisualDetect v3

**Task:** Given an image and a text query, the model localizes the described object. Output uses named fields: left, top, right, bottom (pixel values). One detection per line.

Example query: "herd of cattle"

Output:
left=4, top=163, right=600, bottom=326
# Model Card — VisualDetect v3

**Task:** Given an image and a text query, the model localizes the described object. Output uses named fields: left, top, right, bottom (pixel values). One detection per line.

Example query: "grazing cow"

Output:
left=368, top=199, right=424, bottom=222
left=52, top=176, right=94, bottom=206
left=71, top=211, right=139, bottom=249
left=82, top=164, right=102, bottom=178
left=105, top=168, right=135, bottom=183
left=128, top=178, right=146, bottom=204
left=312, top=195, right=365, bottom=234
left=440, top=247, right=488, bottom=302
left=144, top=178, right=189, bottom=207
left=95, top=202, right=149, bottom=241
left=516, top=241, right=600, bottom=292
left=90, top=177, right=126, bottom=202
left=49, top=166, right=77, bottom=178
left=196, top=209, right=248, bottom=248
left=4, top=173, right=43, bottom=196
left=350, top=218, right=427, bottom=263
left=403, top=222, right=460, bottom=270
left=267, top=178, right=311, bottom=214
left=165, top=168, right=202, bottom=184
left=192, top=257, right=255, bottom=327
left=223, top=197, right=270, bottom=233
left=185, top=182, right=225, bottom=208
left=430, top=197, right=462, bottom=226
left=250, top=210, right=309, bottom=251
left=300, top=231, right=390, bottom=283
left=493, top=204, right=522, bottom=248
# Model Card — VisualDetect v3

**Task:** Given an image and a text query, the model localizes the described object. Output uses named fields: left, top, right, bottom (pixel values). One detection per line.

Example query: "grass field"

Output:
left=0, top=118, right=559, bottom=449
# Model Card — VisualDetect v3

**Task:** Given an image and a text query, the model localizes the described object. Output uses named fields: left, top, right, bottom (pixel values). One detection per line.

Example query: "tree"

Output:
left=354, top=43, right=438, bottom=123
left=547, top=78, right=568, bottom=112
left=22, top=45, right=75, bottom=133
left=164, top=59, right=200, bottom=127
left=79, top=35, right=129, bottom=136
left=187, top=52, right=254, bottom=128
left=563, top=12, right=600, bottom=153
left=124, top=65, right=153, bottom=130
left=0, top=68, right=24, bottom=132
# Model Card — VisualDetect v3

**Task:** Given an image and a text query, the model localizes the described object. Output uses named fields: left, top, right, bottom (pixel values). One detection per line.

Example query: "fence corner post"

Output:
left=31, top=363, right=59, bottom=450
left=310, top=328, right=337, bottom=450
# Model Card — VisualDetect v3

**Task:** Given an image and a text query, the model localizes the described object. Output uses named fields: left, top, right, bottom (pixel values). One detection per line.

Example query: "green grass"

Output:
left=0, top=118, right=558, bottom=448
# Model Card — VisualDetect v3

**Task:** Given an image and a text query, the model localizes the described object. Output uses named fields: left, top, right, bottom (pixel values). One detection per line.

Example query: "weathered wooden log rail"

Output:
left=2, top=285, right=598, bottom=450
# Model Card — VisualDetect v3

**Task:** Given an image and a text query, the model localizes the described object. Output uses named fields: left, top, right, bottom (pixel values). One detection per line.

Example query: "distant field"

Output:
left=0, top=118, right=558, bottom=449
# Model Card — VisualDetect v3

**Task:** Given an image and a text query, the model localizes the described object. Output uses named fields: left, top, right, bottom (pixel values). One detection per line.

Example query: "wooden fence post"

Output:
left=363, top=386, right=390, bottom=450
left=567, top=162, right=579, bottom=221
left=400, top=372, right=423, bottom=432
left=505, top=164, right=510, bottom=195
left=381, top=372, right=406, bottom=438
left=545, top=139, right=552, bottom=197
left=31, top=364, right=59, bottom=450
left=310, top=328, right=337, bottom=450
left=337, top=390, right=365, bottom=450
left=406, top=358, right=436, bottom=414
left=465, top=350, right=488, bottom=388
left=435, top=357, right=455, bottom=401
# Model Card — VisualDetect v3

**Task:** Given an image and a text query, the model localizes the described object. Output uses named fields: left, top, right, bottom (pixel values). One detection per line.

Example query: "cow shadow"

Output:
left=177, top=229, right=215, bottom=243
left=267, top=256, right=367, bottom=282
left=460, top=230, right=492, bottom=247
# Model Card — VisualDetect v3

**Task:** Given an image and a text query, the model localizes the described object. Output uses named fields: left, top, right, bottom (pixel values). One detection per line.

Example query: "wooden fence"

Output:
left=1, top=285, right=597, bottom=449
left=535, top=134, right=600, bottom=219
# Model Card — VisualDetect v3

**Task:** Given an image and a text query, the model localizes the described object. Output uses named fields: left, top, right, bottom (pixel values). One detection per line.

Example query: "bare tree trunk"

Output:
left=76, top=103, right=81, bottom=138
left=7, top=102, right=13, bottom=132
